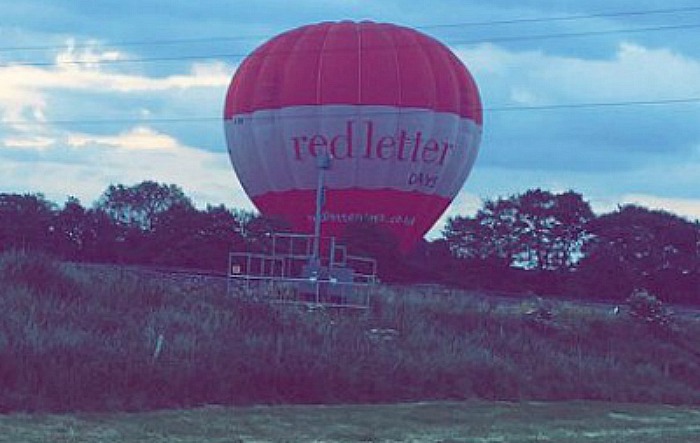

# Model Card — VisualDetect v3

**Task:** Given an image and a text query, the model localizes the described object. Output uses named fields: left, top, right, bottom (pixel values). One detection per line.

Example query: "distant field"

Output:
left=2, top=401, right=700, bottom=443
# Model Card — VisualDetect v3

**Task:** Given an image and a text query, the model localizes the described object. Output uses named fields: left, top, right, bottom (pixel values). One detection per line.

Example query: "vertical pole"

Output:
left=227, top=252, right=232, bottom=297
left=312, top=165, right=325, bottom=265
left=312, top=151, right=331, bottom=266
left=312, top=151, right=331, bottom=305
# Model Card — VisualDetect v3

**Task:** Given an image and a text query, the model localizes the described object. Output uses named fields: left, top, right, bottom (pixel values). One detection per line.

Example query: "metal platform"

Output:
left=227, top=232, right=377, bottom=309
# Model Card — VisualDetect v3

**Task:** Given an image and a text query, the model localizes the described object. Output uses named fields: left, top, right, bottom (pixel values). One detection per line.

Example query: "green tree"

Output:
left=0, top=193, right=56, bottom=252
left=53, top=197, right=90, bottom=259
left=443, top=189, right=594, bottom=270
left=580, top=205, right=699, bottom=302
left=237, top=212, right=290, bottom=253
left=341, top=222, right=403, bottom=280
left=443, top=198, right=517, bottom=267
left=95, top=181, right=193, bottom=232
left=151, top=204, right=246, bottom=270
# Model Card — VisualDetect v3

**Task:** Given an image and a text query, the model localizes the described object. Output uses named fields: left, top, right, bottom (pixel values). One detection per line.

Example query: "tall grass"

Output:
left=1, top=250, right=700, bottom=412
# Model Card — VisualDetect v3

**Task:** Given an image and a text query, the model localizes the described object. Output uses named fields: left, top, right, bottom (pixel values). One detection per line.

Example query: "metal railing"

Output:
left=228, top=232, right=377, bottom=309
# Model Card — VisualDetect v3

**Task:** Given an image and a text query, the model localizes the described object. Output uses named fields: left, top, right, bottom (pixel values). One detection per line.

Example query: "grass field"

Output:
left=2, top=400, right=700, bottom=442
left=3, top=251, right=700, bottom=413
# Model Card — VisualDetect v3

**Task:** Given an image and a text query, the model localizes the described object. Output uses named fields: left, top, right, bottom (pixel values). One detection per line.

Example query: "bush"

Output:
left=626, top=288, right=673, bottom=329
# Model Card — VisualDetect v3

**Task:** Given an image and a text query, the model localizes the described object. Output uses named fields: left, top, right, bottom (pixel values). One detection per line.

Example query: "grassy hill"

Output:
left=1, top=250, right=700, bottom=413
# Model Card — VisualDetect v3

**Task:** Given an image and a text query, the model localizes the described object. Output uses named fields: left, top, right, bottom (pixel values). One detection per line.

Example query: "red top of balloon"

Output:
left=224, top=21, right=482, bottom=124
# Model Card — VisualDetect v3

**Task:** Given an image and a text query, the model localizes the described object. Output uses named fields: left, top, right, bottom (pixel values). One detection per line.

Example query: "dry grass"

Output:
left=1, top=401, right=700, bottom=442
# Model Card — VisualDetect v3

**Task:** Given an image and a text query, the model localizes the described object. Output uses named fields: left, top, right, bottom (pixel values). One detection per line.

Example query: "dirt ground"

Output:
left=2, top=400, right=700, bottom=442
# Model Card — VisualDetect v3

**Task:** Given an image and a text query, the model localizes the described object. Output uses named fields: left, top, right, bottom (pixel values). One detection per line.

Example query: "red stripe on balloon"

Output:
left=253, top=188, right=451, bottom=252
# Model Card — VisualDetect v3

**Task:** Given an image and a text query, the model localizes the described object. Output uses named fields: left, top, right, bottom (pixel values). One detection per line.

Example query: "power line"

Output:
left=7, top=97, right=700, bottom=127
left=462, top=22, right=700, bottom=45
left=487, top=97, right=700, bottom=111
left=10, top=116, right=220, bottom=126
left=418, top=5, right=700, bottom=29
left=3, top=21, right=700, bottom=69
left=1, top=5, right=699, bottom=53
left=2, top=53, right=234, bottom=68
left=0, top=36, right=267, bottom=54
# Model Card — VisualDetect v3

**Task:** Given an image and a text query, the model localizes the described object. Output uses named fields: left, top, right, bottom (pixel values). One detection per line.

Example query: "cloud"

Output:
left=458, top=41, right=700, bottom=117
left=0, top=42, right=243, bottom=210
left=0, top=44, right=231, bottom=126
left=56, top=39, right=124, bottom=68
left=0, top=42, right=234, bottom=162
left=536, top=42, right=700, bottom=102
left=43, top=61, right=232, bottom=93
left=0, top=124, right=252, bottom=210
left=454, top=42, right=700, bottom=174
left=2, top=135, right=55, bottom=150
left=66, top=126, right=179, bottom=151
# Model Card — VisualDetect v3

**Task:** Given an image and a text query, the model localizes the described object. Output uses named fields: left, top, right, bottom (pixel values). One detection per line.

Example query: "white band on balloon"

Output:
left=225, top=104, right=482, bottom=199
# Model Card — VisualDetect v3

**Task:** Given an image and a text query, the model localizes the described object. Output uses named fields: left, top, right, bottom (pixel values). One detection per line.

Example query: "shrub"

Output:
left=626, top=288, right=673, bottom=329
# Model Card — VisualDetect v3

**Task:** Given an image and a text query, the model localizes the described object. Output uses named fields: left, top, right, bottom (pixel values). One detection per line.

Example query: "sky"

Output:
left=1, top=0, right=699, bottom=237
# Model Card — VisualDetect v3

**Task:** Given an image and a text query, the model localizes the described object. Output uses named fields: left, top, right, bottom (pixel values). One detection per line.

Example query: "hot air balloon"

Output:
left=224, top=21, right=482, bottom=252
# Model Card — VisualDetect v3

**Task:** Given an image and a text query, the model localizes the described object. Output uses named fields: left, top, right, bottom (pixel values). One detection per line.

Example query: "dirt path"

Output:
left=1, top=401, right=700, bottom=442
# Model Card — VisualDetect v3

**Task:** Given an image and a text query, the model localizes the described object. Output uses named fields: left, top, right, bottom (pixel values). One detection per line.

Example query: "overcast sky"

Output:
left=1, top=0, right=699, bottom=235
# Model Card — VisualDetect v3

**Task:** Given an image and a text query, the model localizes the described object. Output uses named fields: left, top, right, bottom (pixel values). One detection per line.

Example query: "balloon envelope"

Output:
left=224, top=21, right=483, bottom=251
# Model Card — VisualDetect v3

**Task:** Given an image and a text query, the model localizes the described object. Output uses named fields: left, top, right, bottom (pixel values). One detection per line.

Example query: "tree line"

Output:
left=0, top=181, right=698, bottom=303
left=432, top=190, right=699, bottom=303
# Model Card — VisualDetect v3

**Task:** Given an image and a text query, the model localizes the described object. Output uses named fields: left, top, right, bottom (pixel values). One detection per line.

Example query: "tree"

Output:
left=579, top=205, right=699, bottom=302
left=0, top=193, right=56, bottom=252
left=237, top=212, right=290, bottom=253
left=150, top=204, right=247, bottom=270
left=51, top=197, right=123, bottom=263
left=80, top=208, right=122, bottom=263
left=517, top=190, right=594, bottom=270
left=53, top=197, right=89, bottom=259
left=93, top=181, right=195, bottom=264
left=443, top=198, right=518, bottom=266
left=95, top=181, right=193, bottom=232
left=443, top=190, right=594, bottom=271
left=341, top=222, right=404, bottom=280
